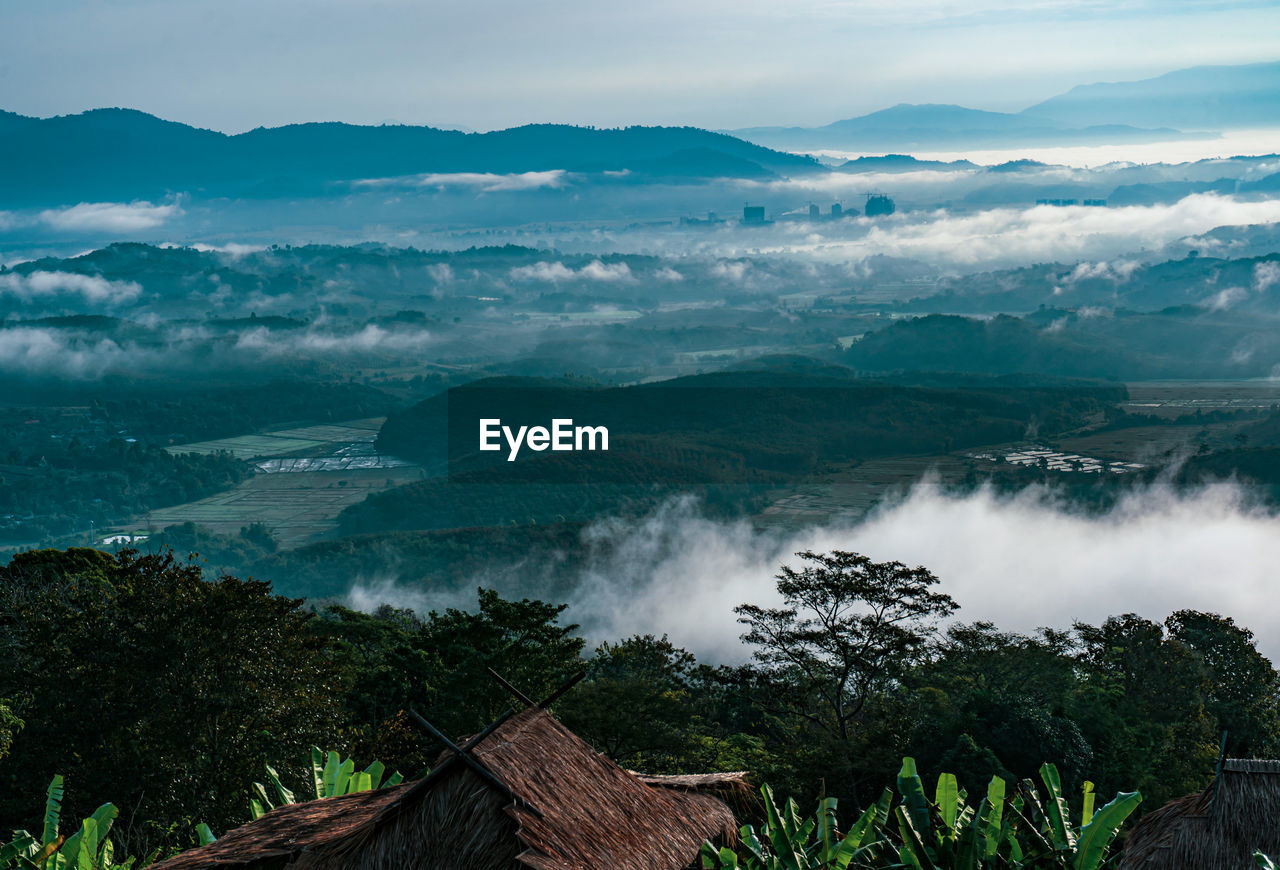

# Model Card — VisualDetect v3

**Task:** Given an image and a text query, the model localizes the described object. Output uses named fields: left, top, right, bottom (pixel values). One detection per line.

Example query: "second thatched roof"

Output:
left=1121, top=759, right=1280, bottom=870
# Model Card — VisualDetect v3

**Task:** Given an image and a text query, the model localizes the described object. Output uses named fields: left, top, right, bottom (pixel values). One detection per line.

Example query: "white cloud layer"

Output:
left=37, top=201, right=180, bottom=233
left=753, top=194, right=1280, bottom=269
left=550, top=483, right=1280, bottom=663
left=233, top=324, right=434, bottom=355
left=509, top=260, right=634, bottom=282
left=0, top=271, right=142, bottom=303
left=356, top=171, right=569, bottom=192
left=0, top=328, right=136, bottom=378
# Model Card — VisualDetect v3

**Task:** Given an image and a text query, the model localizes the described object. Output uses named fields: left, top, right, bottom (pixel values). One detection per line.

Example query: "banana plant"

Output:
left=247, top=746, right=404, bottom=821
left=1256, top=853, right=1278, bottom=869
left=700, top=783, right=894, bottom=870
left=1, top=776, right=138, bottom=870
left=701, top=759, right=1141, bottom=870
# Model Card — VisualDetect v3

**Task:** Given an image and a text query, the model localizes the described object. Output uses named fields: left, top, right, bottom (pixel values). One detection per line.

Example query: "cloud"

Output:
left=653, top=266, right=684, bottom=282
left=1254, top=261, right=1280, bottom=294
left=1063, top=259, right=1140, bottom=284
left=1203, top=285, right=1249, bottom=311
left=0, top=321, right=438, bottom=380
left=710, top=261, right=751, bottom=282
left=510, top=261, right=577, bottom=282
left=0, top=328, right=135, bottom=379
left=509, top=259, right=633, bottom=282
left=0, top=271, right=142, bottom=303
left=187, top=242, right=267, bottom=258
left=1075, top=305, right=1112, bottom=319
left=346, top=576, right=473, bottom=615
left=521, top=483, right=1280, bottom=664
left=38, top=201, right=180, bottom=233
left=577, top=260, right=632, bottom=282
left=234, top=324, right=434, bottom=355
left=753, top=194, right=1280, bottom=269
left=355, top=170, right=569, bottom=193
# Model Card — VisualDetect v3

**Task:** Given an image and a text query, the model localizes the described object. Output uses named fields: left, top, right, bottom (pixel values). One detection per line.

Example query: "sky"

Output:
left=1, top=0, right=1279, bottom=132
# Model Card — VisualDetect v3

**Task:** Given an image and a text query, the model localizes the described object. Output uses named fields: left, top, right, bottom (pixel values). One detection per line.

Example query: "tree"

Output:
left=1072, top=613, right=1218, bottom=807
left=0, top=548, right=340, bottom=856
left=907, top=622, right=1092, bottom=788
left=306, top=604, right=437, bottom=773
left=0, top=701, right=20, bottom=765
left=1165, top=609, right=1280, bottom=758
left=417, top=588, right=585, bottom=737
left=558, top=634, right=697, bottom=768
left=736, top=550, right=958, bottom=744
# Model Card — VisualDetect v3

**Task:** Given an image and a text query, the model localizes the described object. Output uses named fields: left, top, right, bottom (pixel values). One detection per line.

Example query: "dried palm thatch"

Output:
left=635, top=771, right=756, bottom=820
left=1121, top=759, right=1280, bottom=869
left=152, top=708, right=739, bottom=870
left=147, top=784, right=409, bottom=870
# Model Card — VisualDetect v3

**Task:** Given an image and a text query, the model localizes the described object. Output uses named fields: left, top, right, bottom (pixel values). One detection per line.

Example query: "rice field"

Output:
left=1122, top=380, right=1280, bottom=418
left=755, top=455, right=972, bottom=530
left=141, top=418, right=421, bottom=546
left=169, top=434, right=328, bottom=459
left=166, top=419, right=385, bottom=459
left=142, top=467, right=423, bottom=547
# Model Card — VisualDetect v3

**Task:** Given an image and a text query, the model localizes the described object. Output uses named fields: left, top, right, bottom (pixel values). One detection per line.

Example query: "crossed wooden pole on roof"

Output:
left=405, top=668, right=585, bottom=818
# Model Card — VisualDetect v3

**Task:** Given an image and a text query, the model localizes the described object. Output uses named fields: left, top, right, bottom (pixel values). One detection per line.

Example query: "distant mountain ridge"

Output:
left=733, top=102, right=1199, bottom=152
left=732, top=60, right=1280, bottom=152
left=0, top=108, right=820, bottom=206
left=1022, top=61, right=1280, bottom=130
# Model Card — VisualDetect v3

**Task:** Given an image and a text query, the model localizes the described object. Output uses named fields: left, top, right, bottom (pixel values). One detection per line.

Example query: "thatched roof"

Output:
left=152, top=708, right=740, bottom=870
left=1121, top=759, right=1280, bottom=869
left=148, top=785, right=409, bottom=870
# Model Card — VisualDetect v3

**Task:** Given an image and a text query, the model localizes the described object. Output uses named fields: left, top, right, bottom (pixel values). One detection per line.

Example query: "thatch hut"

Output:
left=1121, top=759, right=1280, bottom=869
left=150, top=707, right=746, bottom=870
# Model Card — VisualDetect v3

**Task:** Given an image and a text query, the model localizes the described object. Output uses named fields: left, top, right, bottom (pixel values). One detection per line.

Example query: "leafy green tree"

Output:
left=735, top=550, right=958, bottom=806
left=907, top=622, right=1091, bottom=788
left=0, top=548, right=340, bottom=856
left=416, top=588, right=585, bottom=737
left=305, top=604, right=438, bottom=774
left=0, top=702, right=20, bottom=766
left=1165, top=609, right=1280, bottom=758
left=736, top=551, right=958, bottom=743
left=558, top=634, right=698, bottom=768
left=1071, top=614, right=1218, bottom=808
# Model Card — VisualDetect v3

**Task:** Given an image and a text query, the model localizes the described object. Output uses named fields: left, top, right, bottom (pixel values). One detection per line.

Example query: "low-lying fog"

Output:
left=810, top=128, right=1280, bottom=171
left=350, top=482, right=1280, bottom=662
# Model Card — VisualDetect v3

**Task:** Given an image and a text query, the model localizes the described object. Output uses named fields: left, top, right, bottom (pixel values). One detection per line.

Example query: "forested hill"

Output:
left=0, top=109, right=820, bottom=204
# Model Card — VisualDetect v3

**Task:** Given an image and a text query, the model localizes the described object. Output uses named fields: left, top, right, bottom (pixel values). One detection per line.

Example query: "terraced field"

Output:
left=143, top=467, right=422, bottom=546
left=138, top=418, right=422, bottom=546
left=166, top=419, right=385, bottom=459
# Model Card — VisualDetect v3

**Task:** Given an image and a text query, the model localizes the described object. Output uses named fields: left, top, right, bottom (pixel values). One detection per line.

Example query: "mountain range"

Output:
left=731, top=61, right=1280, bottom=152
left=1022, top=61, right=1280, bottom=130
left=0, top=110, right=819, bottom=206
left=2, top=60, right=1278, bottom=209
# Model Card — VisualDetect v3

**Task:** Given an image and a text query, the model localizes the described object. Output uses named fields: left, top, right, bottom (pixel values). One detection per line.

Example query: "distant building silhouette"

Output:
left=679, top=211, right=724, bottom=226
left=809, top=204, right=820, bottom=219
left=831, top=202, right=843, bottom=217
left=864, top=194, right=895, bottom=217
left=742, top=205, right=766, bottom=224
left=1035, top=198, right=1104, bottom=207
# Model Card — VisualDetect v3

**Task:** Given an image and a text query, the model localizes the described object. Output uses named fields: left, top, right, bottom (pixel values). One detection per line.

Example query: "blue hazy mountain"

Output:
left=732, top=102, right=1195, bottom=151
left=835, top=153, right=979, bottom=173
left=734, top=61, right=1280, bottom=153
left=1021, top=61, right=1280, bottom=130
left=0, top=108, right=820, bottom=206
